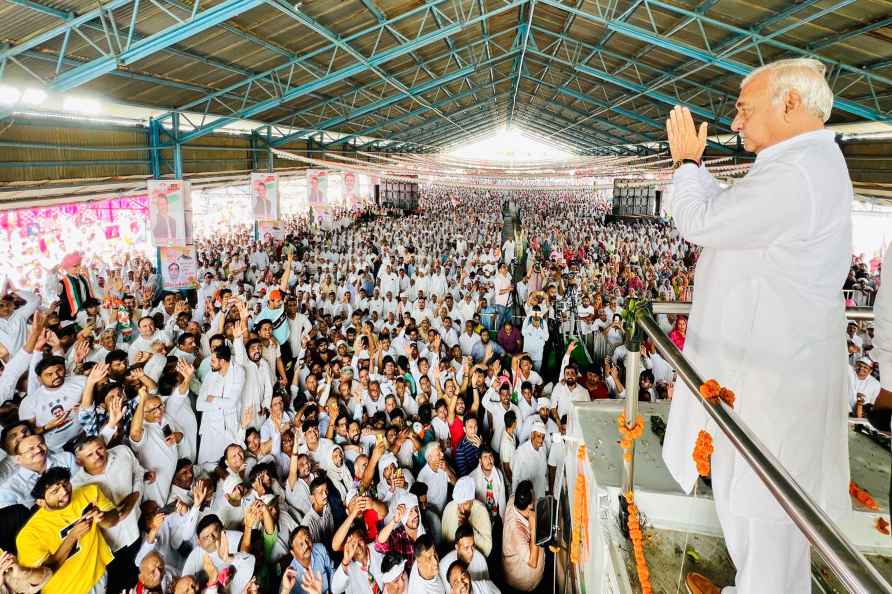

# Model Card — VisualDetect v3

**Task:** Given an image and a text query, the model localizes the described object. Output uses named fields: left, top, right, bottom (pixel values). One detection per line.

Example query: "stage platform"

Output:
left=568, top=401, right=892, bottom=594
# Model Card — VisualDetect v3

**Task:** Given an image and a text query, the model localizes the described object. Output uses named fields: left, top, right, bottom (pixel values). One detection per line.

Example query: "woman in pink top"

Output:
left=669, top=315, right=688, bottom=351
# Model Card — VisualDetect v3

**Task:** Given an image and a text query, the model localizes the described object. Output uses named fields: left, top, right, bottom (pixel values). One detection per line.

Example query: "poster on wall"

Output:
left=251, top=172, right=279, bottom=220
left=160, top=246, right=199, bottom=290
left=256, top=220, right=285, bottom=242
left=307, top=169, right=328, bottom=206
left=342, top=171, right=359, bottom=206
left=148, top=180, right=190, bottom=246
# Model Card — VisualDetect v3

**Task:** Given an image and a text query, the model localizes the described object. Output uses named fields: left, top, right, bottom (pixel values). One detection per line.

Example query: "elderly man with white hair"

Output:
left=663, top=57, right=853, bottom=594
left=416, top=442, right=455, bottom=514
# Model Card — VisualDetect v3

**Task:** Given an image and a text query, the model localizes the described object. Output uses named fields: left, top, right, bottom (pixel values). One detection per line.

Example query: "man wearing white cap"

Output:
left=511, top=422, right=548, bottom=499
left=518, top=398, right=557, bottom=445
left=440, top=476, right=492, bottom=556
left=849, top=357, right=880, bottom=415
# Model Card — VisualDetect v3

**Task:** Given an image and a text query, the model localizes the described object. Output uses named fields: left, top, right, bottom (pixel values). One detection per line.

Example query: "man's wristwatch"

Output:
left=672, top=158, right=701, bottom=170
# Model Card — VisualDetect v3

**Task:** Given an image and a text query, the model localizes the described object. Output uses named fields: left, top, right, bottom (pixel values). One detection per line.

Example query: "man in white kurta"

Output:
left=197, top=345, right=246, bottom=467
left=663, top=59, right=851, bottom=594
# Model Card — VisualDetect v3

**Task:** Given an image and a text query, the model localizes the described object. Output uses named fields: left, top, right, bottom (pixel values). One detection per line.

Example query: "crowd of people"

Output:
left=0, top=187, right=883, bottom=594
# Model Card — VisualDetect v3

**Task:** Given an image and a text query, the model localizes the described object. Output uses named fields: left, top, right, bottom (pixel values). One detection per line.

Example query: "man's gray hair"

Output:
left=741, top=58, right=834, bottom=123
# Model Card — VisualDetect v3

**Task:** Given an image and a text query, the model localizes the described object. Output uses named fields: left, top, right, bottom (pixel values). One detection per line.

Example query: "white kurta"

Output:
left=664, top=129, right=851, bottom=520
left=663, top=129, right=852, bottom=593
left=196, top=364, right=246, bottom=465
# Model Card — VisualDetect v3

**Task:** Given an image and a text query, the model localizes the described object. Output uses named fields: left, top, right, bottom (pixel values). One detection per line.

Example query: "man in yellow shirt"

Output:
left=16, top=466, right=128, bottom=594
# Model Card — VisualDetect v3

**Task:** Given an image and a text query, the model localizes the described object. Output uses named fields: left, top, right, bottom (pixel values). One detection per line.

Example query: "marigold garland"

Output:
left=849, top=480, right=879, bottom=511
left=693, top=431, right=714, bottom=477
left=691, top=380, right=735, bottom=476
left=624, top=491, right=653, bottom=594
left=570, top=445, right=590, bottom=564
left=876, top=517, right=890, bottom=535
left=617, top=413, right=644, bottom=462
left=699, top=379, right=735, bottom=408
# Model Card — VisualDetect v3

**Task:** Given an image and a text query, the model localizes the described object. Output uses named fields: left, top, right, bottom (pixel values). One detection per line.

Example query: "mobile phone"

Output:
left=162, top=425, right=173, bottom=437
left=81, top=502, right=97, bottom=517
left=159, top=502, right=178, bottom=515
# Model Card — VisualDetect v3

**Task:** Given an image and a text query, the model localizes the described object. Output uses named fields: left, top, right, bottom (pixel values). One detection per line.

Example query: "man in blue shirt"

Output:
left=283, top=525, right=334, bottom=594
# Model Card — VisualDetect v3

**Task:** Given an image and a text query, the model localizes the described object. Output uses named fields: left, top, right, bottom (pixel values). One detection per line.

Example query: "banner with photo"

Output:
left=148, top=180, right=191, bottom=246
left=159, top=245, right=199, bottom=290
left=251, top=172, right=279, bottom=220
left=256, top=220, right=285, bottom=242
left=307, top=169, right=328, bottom=206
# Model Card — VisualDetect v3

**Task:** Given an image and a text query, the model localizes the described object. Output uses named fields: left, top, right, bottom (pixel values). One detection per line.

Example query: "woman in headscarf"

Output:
left=324, top=444, right=353, bottom=501
left=376, top=452, right=414, bottom=505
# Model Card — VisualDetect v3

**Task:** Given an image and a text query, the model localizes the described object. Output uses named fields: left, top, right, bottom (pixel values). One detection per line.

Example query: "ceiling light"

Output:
left=21, top=88, right=47, bottom=105
left=0, top=85, right=21, bottom=106
left=62, top=96, right=101, bottom=115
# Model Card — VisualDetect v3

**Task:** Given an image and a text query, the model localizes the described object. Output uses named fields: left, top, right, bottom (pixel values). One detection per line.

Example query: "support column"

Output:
left=148, top=118, right=162, bottom=179
left=171, top=112, right=183, bottom=179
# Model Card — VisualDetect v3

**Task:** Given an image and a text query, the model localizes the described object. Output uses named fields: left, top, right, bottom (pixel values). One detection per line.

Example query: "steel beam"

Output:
left=538, top=0, right=889, bottom=121
left=507, top=1, right=536, bottom=126
left=21, top=0, right=262, bottom=94
left=527, top=48, right=733, bottom=127
left=267, top=64, right=475, bottom=147
left=328, top=76, right=514, bottom=147
left=175, top=0, right=530, bottom=144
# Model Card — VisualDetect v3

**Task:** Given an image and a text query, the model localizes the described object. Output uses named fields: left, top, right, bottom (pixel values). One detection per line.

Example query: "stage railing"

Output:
left=622, top=302, right=888, bottom=594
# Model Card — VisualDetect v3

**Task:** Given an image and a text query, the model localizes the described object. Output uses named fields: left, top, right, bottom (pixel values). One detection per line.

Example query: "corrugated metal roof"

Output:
left=0, top=0, right=889, bottom=157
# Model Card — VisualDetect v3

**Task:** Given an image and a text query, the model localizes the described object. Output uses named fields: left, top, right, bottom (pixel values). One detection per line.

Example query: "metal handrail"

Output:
left=652, top=301, right=875, bottom=322
left=628, top=311, right=890, bottom=594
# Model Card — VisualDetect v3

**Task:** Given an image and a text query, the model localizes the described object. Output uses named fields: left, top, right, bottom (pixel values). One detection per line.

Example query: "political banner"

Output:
left=257, top=220, right=285, bottom=242
left=251, top=172, right=279, bottom=220
left=148, top=180, right=190, bottom=246
left=159, top=245, right=199, bottom=290
left=307, top=169, right=328, bottom=206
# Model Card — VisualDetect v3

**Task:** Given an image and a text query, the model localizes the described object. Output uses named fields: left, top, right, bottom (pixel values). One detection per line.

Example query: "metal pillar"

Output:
left=148, top=118, right=162, bottom=179
left=621, top=349, right=641, bottom=494
left=171, top=112, right=183, bottom=179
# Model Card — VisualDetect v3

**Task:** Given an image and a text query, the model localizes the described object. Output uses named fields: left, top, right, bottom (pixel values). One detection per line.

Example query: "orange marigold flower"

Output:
left=719, top=387, right=736, bottom=408
left=699, top=379, right=721, bottom=400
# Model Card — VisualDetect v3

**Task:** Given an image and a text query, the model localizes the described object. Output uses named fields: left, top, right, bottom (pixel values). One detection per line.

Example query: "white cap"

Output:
left=531, top=421, right=547, bottom=435
left=453, top=476, right=475, bottom=504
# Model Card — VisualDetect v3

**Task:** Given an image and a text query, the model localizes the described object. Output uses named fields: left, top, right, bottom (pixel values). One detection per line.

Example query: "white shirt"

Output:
left=493, top=273, right=511, bottom=307
left=416, top=464, right=449, bottom=513
left=664, top=129, right=853, bottom=523
left=0, top=290, right=39, bottom=356
left=19, top=372, right=85, bottom=450
left=439, top=549, right=489, bottom=594
left=849, top=368, right=881, bottom=410
left=130, top=420, right=180, bottom=505
left=550, top=381, right=589, bottom=419
left=409, top=563, right=446, bottom=594
left=71, top=445, right=144, bottom=551
left=511, top=440, right=548, bottom=498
